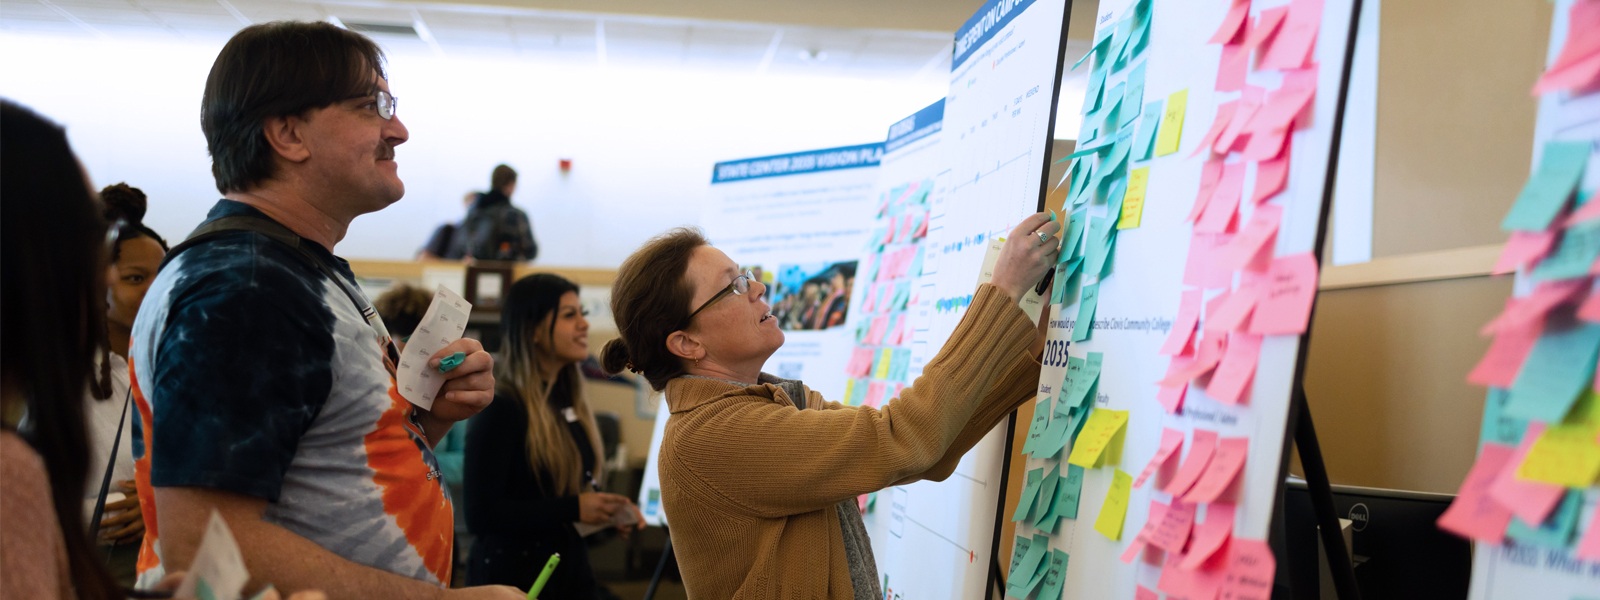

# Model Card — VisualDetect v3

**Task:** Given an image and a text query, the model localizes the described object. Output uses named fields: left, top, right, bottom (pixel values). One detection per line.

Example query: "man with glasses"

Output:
left=128, top=21, right=521, bottom=599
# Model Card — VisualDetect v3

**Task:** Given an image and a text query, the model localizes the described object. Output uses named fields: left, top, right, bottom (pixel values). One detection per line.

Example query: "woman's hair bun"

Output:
left=100, top=183, right=147, bottom=224
left=601, top=338, right=633, bottom=375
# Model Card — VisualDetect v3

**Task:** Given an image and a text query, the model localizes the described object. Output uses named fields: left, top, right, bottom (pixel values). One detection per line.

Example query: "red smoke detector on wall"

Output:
left=559, top=158, right=572, bottom=172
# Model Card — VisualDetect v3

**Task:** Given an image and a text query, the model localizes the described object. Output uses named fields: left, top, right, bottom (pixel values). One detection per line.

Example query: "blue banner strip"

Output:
left=885, top=99, right=946, bottom=154
left=953, top=0, right=1039, bottom=71
left=711, top=143, right=885, bottom=184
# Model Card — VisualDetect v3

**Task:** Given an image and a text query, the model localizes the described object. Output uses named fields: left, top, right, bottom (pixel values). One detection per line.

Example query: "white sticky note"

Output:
left=176, top=511, right=249, bottom=600
left=397, top=285, right=472, bottom=410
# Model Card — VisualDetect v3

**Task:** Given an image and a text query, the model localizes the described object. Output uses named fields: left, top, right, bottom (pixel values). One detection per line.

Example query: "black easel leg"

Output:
left=1292, top=386, right=1362, bottom=600
left=643, top=532, right=673, bottom=600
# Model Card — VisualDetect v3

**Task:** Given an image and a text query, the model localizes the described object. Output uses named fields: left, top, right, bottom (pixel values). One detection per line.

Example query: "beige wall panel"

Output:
left=1300, top=275, right=1513, bottom=494
left=1371, top=0, right=1550, bottom=257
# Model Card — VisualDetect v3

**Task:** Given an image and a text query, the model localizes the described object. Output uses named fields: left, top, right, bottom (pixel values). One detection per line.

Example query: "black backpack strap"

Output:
left=160, top=214, right=400, bottom=371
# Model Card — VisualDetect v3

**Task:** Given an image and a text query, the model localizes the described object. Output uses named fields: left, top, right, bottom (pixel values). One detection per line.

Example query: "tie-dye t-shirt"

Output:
left=128, top=200, right=453, bottom=586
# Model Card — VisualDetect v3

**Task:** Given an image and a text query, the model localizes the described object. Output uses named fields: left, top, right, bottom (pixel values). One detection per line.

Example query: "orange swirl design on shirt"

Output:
left=128, top=358, right=164, bottom=576
left=364, top=385, right=454, bottom=584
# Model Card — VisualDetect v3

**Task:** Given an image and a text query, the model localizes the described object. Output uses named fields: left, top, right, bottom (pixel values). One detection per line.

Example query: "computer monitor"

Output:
left=1278, top=479, right=1472, bottom=599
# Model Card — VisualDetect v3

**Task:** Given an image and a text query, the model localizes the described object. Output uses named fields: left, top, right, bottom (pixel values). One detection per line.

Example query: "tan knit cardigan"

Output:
left=659, top=284, right=1041, bottom=599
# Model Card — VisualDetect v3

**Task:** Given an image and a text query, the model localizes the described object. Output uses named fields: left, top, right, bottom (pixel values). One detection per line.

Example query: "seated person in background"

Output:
left=465, top=274, right=644, bottom=598
left=418, top=192, right=475, bottom=260
left=600, top=218, right=1056, bottom=599
left=451, top=164, right=537, bottom=262
left=88, top=182, right=169, bottom=586
left=128, top=22, right=516, bottom=599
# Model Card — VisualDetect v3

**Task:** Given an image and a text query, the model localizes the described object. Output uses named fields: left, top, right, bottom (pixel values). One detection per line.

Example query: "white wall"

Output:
left=0, top=32, right=946, bottom=267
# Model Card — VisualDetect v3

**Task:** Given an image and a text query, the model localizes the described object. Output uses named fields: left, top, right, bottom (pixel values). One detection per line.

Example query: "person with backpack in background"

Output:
left=452, top=164, right=537, bottom=262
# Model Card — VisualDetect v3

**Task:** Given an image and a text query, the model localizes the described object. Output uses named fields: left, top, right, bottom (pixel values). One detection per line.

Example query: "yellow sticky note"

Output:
left=1068, top=409, right=1130, bottom=468
left=1154, top=89, right=1188, bottom=157
left=843, top=379, right=856, bottom=406
left=1118, top=167, right=1150, bottom=229
left=1516, top=425, right=1600, bottom=487
left=875, top=348, right=893, bottom=379
left=1094, top=469, right=1133, bottom=541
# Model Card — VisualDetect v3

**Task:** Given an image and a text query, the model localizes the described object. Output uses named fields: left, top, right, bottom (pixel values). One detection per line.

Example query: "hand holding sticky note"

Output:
left=397, top=285, right=472, bottom=410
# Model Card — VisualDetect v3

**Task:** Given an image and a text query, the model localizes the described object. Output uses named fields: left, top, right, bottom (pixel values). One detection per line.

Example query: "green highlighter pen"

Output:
left=527, top=553, right=560, bottom=600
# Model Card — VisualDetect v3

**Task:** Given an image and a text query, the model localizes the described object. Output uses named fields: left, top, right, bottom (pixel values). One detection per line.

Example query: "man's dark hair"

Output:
left=491, top=164, right=517, bottom=193
left=202, top=21, right=386, bottom=194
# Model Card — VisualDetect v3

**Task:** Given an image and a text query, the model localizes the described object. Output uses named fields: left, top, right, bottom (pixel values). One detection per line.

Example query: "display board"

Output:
left=1438, top=0, right=1600, bottom=596
left=700, top=144, right=885, bottom=401
left=862, top=0, right=1074, bottom=597
left=1000, top=0, right=1360, bottom=597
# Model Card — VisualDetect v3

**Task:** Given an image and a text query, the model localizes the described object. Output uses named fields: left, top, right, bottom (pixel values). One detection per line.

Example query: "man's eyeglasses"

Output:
left=348, top=90, right=398, bottom=120
left=683, top=269, right=756, bottom=326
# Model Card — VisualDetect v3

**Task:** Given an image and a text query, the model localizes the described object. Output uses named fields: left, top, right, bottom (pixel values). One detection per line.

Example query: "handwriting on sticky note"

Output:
left=1507, top=319, right=1600, bottom=423
left=1155, top=89, right=1189, bottom=156
left=1197, top=162, right=1246, bottom=234
left=1489, top=422, right=1566, bottom=526
left=1134, top=427, right=1186, bottom=488
left=1220, top=538, right=1276, bottom=600
left=1219, top=204, right=1283, bottom=273
left=1148, top=500, right=1197, bottom=553
left=1119, top=167, right=1150, bottom=229
left=1181, top=503, right=1236, bottom=570
left=1515, top=421, right=1600, bottom=487
left=1166, top=429, right=1219, bottom=497
left=1206, top=333, right=1263, bottom=405
left=1161, top=290, right=1204, bottom=356
left=1095, top=469, right=1134, bottom=541
left=1249, top=253, right=1318, bottom=336
left=1011, top=468, right=1044, bottom=523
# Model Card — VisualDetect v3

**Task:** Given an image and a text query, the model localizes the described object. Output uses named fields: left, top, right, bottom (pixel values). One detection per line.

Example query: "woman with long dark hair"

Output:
left=464, top=274, right=643, bottom=598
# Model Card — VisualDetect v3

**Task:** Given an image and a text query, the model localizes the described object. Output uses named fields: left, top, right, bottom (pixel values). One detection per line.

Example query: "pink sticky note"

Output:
left=1186, top=437, right=1250, bottom=503
left=1219, top=205, right=1283, bottom=274
left=1577, top=496, right=1600, bottom=561
left=1242, top=123, right=1291, bottom=162
left=1581, top=290, right=1600, bottom=323
left=1159, top=544, right=1227, bottom=599
left=1217, top=41, right=1252, bottom=93
left=1216, top=86, right=1266, bottom=154
left=898, top=214, right=915, bottom=242
left=1184, top=233, right=1223, bottom=289
left=1569, top=193, right=1600, bottom=226
left=1245, top=6, right=1289, bottom=57
left=860, top=284, right=879, bottom=313
left=1219, top=538, right=1276, bottom=600
left=885, top=314, right=906, bottom=346
left=914, top=211, right=930, bottom=239
left=864, top=382, right=887, bottom=408
left=1209, top=0, right=1251, bottom=44
left=1548, top=0, right=1600, bottom=75
left=1190, top=158, right=1228, bottom=222
left=1207, top=287, right=1261, bottom=334
left=1478, top=279, right=1587, bottom=335
left=847, top=347, right=873, bottom=378
left=1249, top=82, right=1317, bottom=138
left=1467, top=306, right=1543, bottom=388
left=1149, top=500, right=1198, bottom=553
left=1488, top=422, right=1567, bottom=525
left=1490, top=229, right=1555, bottom=274
left=1122, top=500, right=1170, bottom=564
left=878, top=283, right=894, bottom=313
left=1533, top=50, right=1600, bottom=96
left=1192, top=101, right=1240, bottom=159
left=1436, top=443, right=1517, bottom=544
left=1251, top=145, right=1293, bottom=201
left=1162, top=290, right=1205, bottom=356
left=1136, top=585, right=1159, bottom=600
left=1135, top=428, right=1187, bottom=488
left=1258, top=0, right=1323, bottom=71
left=1206, top=333, right=1263, bottom=405
left=1166, top=429, right=1220, bottom=497
left=1158, top=334, right=1227, bottom=387
left=1249, top=253, right=1319, bottom=336
left=1158, top=353, right=1195, bottom=414
left=867, top=315, right=889, bottom=345
left=1181, top=503, right=1237, bottom=570
left=1197, top=162, right=1246, bottom=234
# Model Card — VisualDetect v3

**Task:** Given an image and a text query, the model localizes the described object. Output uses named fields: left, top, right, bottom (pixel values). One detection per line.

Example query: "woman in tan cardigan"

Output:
left=602, top=213, right=1059, bottom=599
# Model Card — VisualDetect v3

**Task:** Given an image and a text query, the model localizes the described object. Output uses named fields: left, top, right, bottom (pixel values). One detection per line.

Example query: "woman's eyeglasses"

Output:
left=683, top=269, right=756, bottom=327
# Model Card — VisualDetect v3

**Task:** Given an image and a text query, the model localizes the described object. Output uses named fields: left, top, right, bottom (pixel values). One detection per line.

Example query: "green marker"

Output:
left=437, top=352, right=466, bottom=373
left=527, top=553, right=560, bottom=599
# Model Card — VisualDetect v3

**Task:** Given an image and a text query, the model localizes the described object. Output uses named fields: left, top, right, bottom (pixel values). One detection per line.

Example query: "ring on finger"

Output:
left=1035, top=231, right=1050, bottom=244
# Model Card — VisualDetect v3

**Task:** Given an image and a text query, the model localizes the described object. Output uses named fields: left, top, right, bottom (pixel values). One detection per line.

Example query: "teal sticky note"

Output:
left=1036, top=414, right=1071, bottom=459
left=1072, top=283, right=1100, bottom=342
left=909, top=246, right=926, bottom=278
left=1023, top=397, right=1051, bottom=455
left=1507, top=320, right=1600, bottom=422
left=1063, top=209, right=1088, bottom=262
left=1037, top=550, right=1070, bottom=600
left=1071, top=30, right=1113, bottom=72
left=1072, top=163, right=1097, bottom=207
left=890, top=349, right=911, bottom=381
left=1097, top=232, right=1120, bottom=280
left=1079, top=352, right=1105, bottom=401
left=1133, top=100, right=1163, bottom=161
left=895, top=281, right=912, bottom=310
left=1082, top=64, right=1109, bottom=117
left=1130, top=0, right=1153, bottom=56
left=1501, top=141, right=1590, bottom=231
left=1085, top=217, right=1115, bottom=278
left=1056, top=464, right=1085, bottom=519
left=1532, top=219, right=1600, bottom=281
left=1505, top=490, right=1582, bottom=548
left=849, top=378, right=868, bottom=405
left=1101, top=82, right=1127, bottom=134
left=1009, top=533, right=1052, bottom=590
left=1029, top=463, right=1062, bottom=526
left=1110, top=12, right=1135, bottom=72
left=1008, top=535, right=1032, bottom=578
left=1051, top=258, right=1083, bottom=305
left=1104, top=176, right=1129, bottom=221
left=1011, top=468, right=1045, bottom=522
left=1479, top=388, right=1528, bottom=448
left=1121, top=62, right=1147, bottom=129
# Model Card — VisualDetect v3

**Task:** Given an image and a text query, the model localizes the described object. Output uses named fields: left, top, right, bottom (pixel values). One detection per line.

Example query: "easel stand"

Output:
left=643, top=528, right=673, bottom=600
